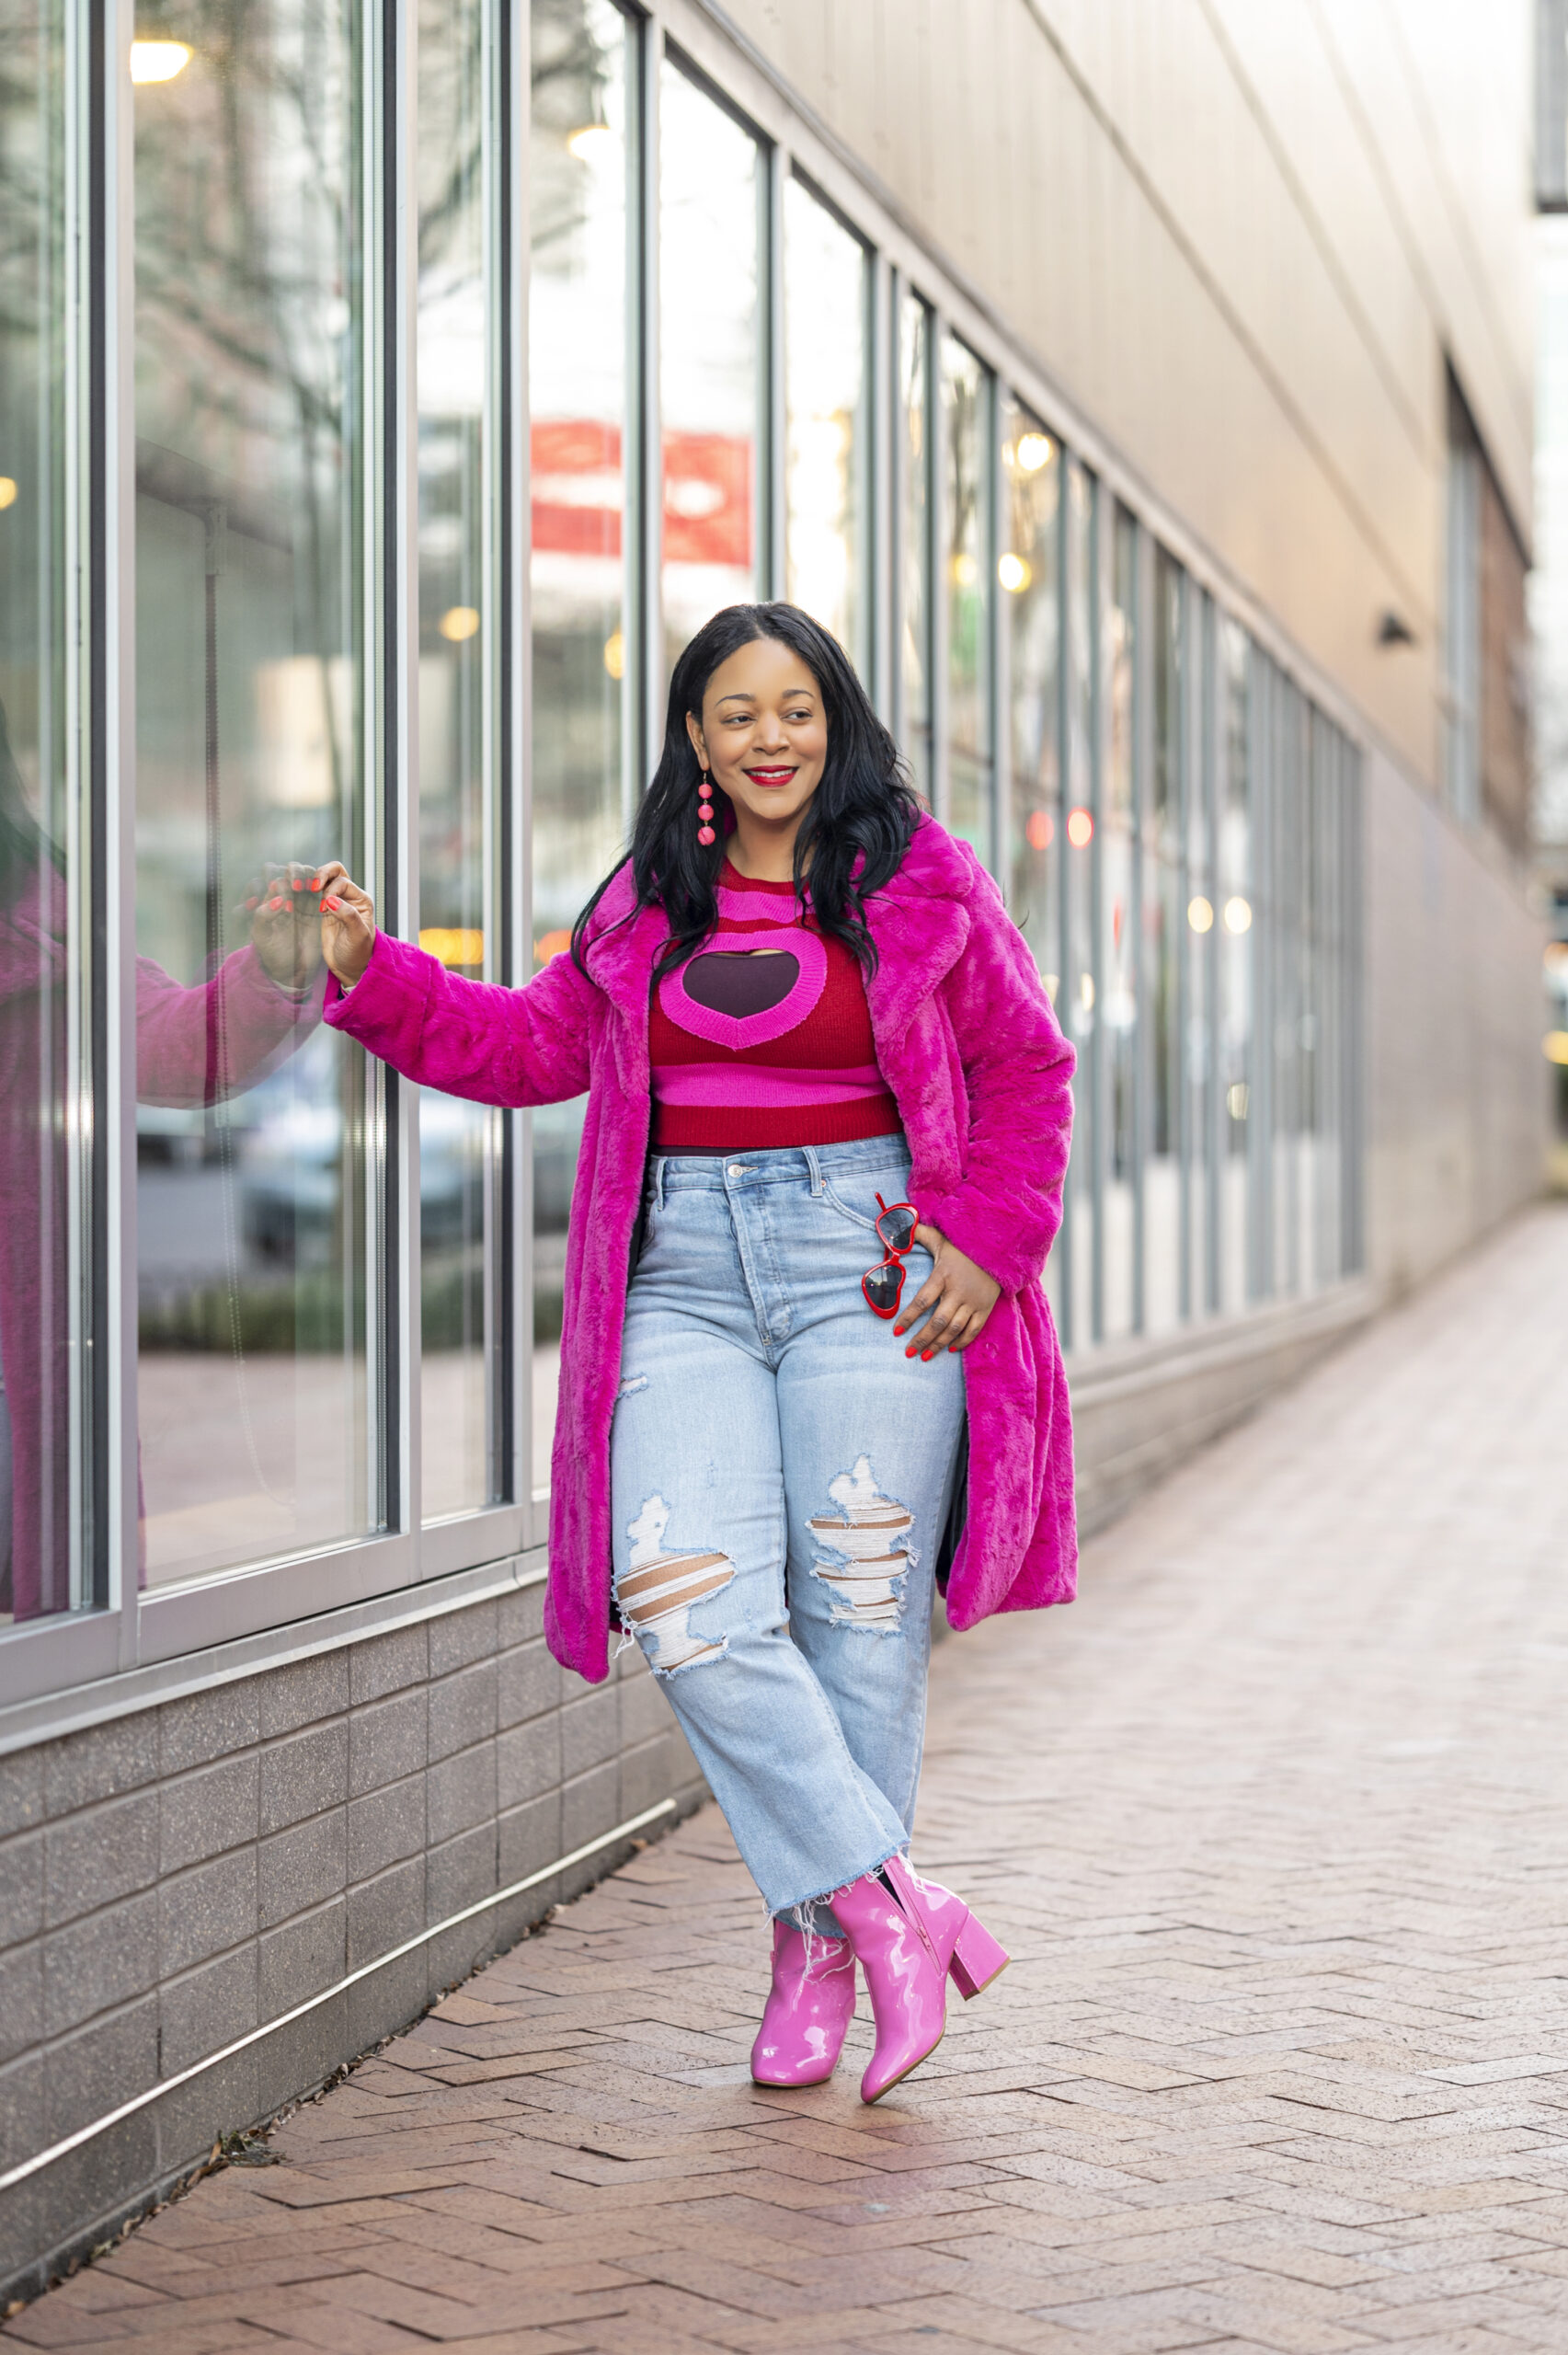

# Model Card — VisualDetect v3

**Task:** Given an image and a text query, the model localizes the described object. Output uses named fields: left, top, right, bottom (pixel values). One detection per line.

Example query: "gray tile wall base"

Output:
left=0, top=1582, right=708, bottom=2309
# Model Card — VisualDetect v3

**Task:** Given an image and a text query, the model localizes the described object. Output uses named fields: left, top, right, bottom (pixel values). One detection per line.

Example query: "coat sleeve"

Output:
left=917, top=852, right=1076, bottom=1296
left=323, top=929, right=597, bottom=1108
left=133, top=948, right=323, bottom=1109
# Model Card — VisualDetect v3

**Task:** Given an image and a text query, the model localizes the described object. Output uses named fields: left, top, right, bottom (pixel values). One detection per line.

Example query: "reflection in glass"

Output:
left=1218, top=618, right=1253, bottom=1313
left=898, top=292, right=933, bottom=798
left=531, top=0, right=628, bottom=1490
left=942, top=333, right=992, bottom=864
left=1102, top=506, right=1139, bottom=1339
left=419, top=0, right=498, bottom=1520
left=1063, top=461, right=1096, bottom=1343
left=1186, top=590, right=1214, bottom=1317
left=1144, top=547, right=1184, bottom=1335
left=133, top=3, right=372, bottom=1586
left=0, top=0, right=83, bottom=1624
left=784, top=178, right=867, bottom=675
left=660, top=61, right=758, bottom=675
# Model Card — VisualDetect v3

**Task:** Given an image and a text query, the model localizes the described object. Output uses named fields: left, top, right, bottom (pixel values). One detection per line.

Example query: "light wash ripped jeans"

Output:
left=610, top=1135, right=967, bottom=1928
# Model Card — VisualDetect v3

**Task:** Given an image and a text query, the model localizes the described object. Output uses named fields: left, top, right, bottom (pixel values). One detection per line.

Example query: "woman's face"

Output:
left=686, top=636, right=828, bottom=833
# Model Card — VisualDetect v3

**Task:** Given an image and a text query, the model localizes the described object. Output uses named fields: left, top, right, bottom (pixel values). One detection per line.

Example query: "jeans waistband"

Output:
left=649, top=1132, right=910, bottom=1202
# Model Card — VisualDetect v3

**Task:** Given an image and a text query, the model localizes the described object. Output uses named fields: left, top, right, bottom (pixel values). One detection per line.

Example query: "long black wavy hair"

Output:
left=570, top=603, right=921, bottom=981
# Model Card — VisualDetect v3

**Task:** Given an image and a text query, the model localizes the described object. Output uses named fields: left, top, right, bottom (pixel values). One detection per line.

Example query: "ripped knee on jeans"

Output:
left=615, top=1495, right=736, bottom=1675
left=808, top=1456, right=913, bottom=1633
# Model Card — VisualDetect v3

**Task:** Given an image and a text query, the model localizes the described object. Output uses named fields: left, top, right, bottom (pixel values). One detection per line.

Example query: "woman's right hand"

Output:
left=313, top=860, right=377, bottom=987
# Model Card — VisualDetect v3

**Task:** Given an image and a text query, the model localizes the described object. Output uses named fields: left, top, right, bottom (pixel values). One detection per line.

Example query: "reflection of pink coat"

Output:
left=326, top=817, right=1077, bottom=1683
left=0, top=869, right=320, bottom=1620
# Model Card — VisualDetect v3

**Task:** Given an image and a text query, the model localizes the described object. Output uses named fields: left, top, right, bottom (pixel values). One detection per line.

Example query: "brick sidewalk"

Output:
left=11, top=1205, right=1568, bottom=2354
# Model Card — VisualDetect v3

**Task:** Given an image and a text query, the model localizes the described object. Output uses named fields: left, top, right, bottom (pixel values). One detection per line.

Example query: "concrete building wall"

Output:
left=706, top=0, right=1535, bottom=788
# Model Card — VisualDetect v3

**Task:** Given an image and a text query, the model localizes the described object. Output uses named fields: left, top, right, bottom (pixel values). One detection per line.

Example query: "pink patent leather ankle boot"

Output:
left=750, top=1921, right=857, bottom=2087
left=830, top=1858, right=1010, bottom=2105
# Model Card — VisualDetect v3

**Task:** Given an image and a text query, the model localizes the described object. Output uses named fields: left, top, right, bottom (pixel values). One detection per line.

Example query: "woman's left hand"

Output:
left=895, top=1225, right=1001, bottom=1360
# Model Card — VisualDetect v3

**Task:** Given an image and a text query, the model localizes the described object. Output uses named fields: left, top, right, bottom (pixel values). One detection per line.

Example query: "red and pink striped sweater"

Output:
left=648, top=861, right=902, bottom=1153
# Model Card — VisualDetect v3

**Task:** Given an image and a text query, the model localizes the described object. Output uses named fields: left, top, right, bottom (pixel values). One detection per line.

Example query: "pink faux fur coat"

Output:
left=325, top=816, right=1077, bottom=1682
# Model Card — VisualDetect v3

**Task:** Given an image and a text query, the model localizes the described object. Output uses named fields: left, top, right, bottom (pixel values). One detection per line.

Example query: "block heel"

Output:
left=948, top=1910, right=1009, bottom=2000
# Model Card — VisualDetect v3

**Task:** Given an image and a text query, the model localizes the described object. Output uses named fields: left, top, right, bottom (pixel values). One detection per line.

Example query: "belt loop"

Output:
left=654, top=1155, right=668, bottom=1211
left=803, top=1146, right=824, bottom=1198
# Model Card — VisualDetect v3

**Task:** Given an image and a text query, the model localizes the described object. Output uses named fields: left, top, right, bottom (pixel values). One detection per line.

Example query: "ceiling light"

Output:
left=567, top=123, right=616, bottom=166
left=1188, top=894, right=1214, bottom=933
left=1016, top=431, right=1052, bottom=473
left=0, top=477, right=17, bottom=511
left=1066, top=807, right=1093, bottom=848
left=439, top=605, right=480, bottom=643
left=130, top=40, right=191, bottom=83
left=997, top=552, right=1031, bottom=593
left=1223, top=895, right=1252, bottom=934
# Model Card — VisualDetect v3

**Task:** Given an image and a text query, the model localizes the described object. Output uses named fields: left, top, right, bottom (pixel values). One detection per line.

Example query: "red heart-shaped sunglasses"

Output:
left=862, top=1194, right=919, bottom=1318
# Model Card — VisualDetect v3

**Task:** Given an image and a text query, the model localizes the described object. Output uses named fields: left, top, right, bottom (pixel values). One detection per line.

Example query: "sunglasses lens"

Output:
left=863, top=1262, right=903, bottom=1315
left=876, top=1204, right=917, bottom=1253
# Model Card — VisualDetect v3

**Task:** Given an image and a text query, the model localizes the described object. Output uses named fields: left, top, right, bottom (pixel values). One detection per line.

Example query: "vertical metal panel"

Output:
left=1130, top=516, right=1151, bottom=1337
left=1201, top=594, right=1222, bottom=1315
left=101, top=0, right=138, bottom=1657
left=1174, top=563, right=1192, bottom=1327
left=1086, top=471, right=1106, bottom=1345
left=984, top=365, right=1001, bottom=877
left=638, top=16, right=665, bottom=793
left=389, top=0, right=420, bottom=1538
left=1053, top=452, right=1074, bottom=1350
left=993, top=385, right=1014, bottom=911
left=1246, top=644, right=1272, bottom=1303
left=929, top=313, right=950, bottom=828
left=762, top=140, right=786, bottom=603
left=1539, top=0, right=1568, bottom=210
left=510, top=0, right=537, bottom=1526
left=868, top=249, right=894, bottom=719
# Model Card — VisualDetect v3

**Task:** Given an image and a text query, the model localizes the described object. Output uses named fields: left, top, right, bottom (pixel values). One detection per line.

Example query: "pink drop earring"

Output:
left=697, top=768, right=716, bottom=847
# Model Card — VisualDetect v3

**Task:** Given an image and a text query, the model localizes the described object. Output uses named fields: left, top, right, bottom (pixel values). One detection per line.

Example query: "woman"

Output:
left=315, top=603, right=1076, bottom=2103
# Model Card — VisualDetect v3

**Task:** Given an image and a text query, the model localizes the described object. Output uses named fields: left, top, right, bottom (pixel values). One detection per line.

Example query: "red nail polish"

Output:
left=322, top=896, right=340, bottom=911
left=268, top=897, right=285, bottom=911
left=904, top=1345, right=916, bottom=1358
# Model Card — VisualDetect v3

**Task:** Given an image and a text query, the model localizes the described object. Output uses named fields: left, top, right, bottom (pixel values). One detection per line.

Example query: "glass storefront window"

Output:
left=660, top=59, right=760, bottom=676
left=942, top=333, right=993, bottom=865
left=1103, top=506, right=1139, bottom=1340
left=784, top=177, right=868, bottom=676
left=1001, top=399, right=1061, bottom=1331
left=531, top=0, right=629, bottom=1493
left=1187, top=591, right=1216, bottom=1318
left=0, top=0, right=86, bottom=1625
left=1218, top=618, right=1253, bottom=1314
left=418, top=0, right=500, bottom=1521
left=898, top=291, right=933, bottom=798
left=1063, top=461, right=1097, bottom=1344
left=132, top=3, right=373, bottom=1588
left=1144, top=547, right=1184, bottom=1336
